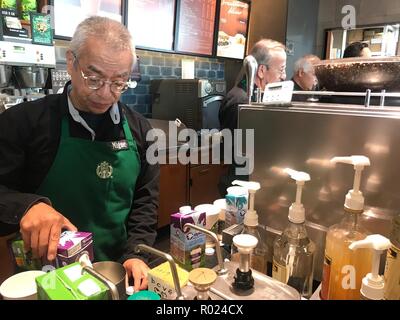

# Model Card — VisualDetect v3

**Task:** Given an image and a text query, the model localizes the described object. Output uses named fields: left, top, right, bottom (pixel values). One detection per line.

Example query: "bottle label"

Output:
left=272, top=259, right=288, bottom=283
left=320, top=254, right=332, bottom=300
left=384, top=244, right=400, bottom=300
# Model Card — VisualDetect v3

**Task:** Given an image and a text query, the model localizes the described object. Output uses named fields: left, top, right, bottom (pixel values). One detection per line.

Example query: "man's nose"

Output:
left=96, top=82, right=114, bottom=99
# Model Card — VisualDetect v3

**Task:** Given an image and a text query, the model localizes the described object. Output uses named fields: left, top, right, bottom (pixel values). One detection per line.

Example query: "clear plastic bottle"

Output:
left=384, top=214, right=400, bottom=300
left=273, top=222, right=315, bottom=298
left=230, top=181, right=268, bottom=275
left=320, top=156, right=372, bottom=300
left=321, top=210, right=372, bottom=300
left=272, top=169, right=315, bottom=298
left=233, top=224, right=268, bottom=274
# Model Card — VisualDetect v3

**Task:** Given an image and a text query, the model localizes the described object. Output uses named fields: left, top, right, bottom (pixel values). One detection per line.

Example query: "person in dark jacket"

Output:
left=219, top=39, right=287, bottom=132
left=343, top=41, right=372, bottom=58
left=0, top=16, right=159, bottom=292
left=218, top=39, right=287, bottom=195
left=292, top=54, right=321, bottom=92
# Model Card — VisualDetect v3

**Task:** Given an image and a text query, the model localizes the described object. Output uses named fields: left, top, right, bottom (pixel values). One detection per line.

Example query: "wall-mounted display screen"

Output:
left=127, top=0, right=175, bottom=51
left=216, top=0, right=250, bottom=59
left=53, top=0, right=123, bottom=39
left=175, top=0, right=217, bottom=56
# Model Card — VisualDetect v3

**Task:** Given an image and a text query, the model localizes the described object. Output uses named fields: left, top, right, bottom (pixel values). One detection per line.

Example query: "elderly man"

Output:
left=218, top=39, right=286, bottom=196
left=292, top=54, right=321, bottom=91
left=0, top=17, right=159, bottom=292
left=219, top=39, right=287, bottom=132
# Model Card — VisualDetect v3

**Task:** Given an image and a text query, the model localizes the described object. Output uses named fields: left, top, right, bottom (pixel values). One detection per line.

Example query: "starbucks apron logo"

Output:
left=96, top=161, right=113, bottom=179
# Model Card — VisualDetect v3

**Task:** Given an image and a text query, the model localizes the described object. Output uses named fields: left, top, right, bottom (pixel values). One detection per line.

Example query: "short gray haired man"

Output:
left=292, top=54, right=321, bottom=91
left=217, top=39, right=287, bottom=197
left=220, top=38, right=287, bottom=132
left=0, top=16, right=159, bottom=294
left=69, top=16, right=136, bottom=65
left=248, top=39, right=287, bottom=93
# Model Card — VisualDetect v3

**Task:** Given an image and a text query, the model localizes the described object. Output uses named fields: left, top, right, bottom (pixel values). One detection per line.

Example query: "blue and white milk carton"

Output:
left=170, top=206, right=206, bottom=271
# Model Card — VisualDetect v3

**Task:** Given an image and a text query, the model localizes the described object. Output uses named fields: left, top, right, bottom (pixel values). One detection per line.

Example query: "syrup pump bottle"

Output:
left=232, top=234, right=258, bottom=291
left=320, top=156, right=372, bottom=300
left=349, top=234, right=392, bottom=300
left=383, top=214, right=400, bottom=300
left=230, top=180, right=269, bottom=274
left=188, top=268, right=217, bottom=300
left=272, top=168, right=315, bottom=298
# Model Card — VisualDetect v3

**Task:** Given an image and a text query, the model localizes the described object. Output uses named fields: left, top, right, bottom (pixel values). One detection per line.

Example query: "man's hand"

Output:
left=123, top=258, right=149, bottom=292
left=20, top=202, right=77, bottom=261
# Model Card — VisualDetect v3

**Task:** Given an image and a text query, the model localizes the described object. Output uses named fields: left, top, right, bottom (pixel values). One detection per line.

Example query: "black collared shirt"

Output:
left=0, top=83, right=160, bottom=263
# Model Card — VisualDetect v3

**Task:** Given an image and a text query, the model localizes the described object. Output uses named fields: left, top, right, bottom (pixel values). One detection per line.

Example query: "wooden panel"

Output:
left=247, top=0, right=288, bottom=52
left=189, top=164, right=228, bottom=207
left=157, top=164, right=188, bottom=229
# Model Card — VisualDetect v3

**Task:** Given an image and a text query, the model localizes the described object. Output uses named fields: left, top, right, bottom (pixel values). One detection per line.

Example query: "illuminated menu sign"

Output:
left=175, top=0, right=217, bottom=56
left=127, top=0, right=175, bottom=51
left=54, top=0, right=123, bottom=38
left=216, top=0, right=249, bottom=59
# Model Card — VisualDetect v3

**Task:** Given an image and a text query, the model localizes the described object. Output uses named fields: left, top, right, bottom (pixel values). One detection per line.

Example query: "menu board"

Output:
left=175, top=0, right=217, bottom=56
left=127, top=0, right=175, bottom=51
left=53, top=0, right=123, bottom=39
left=216, top=0, right=249, bottom=59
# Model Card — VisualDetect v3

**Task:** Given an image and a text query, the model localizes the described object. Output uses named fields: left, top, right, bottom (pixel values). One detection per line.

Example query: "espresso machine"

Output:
left=0, top=39, right=56, bottom=112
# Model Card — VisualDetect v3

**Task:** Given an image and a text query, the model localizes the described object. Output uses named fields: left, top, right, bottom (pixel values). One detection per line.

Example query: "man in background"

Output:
left=218, top=39, right=287, bottom=196
left=219, top=39, right=287, bottom=132
left=343, top=42, right=372, bottom=58
left=292, top=54, right=321, bottom=91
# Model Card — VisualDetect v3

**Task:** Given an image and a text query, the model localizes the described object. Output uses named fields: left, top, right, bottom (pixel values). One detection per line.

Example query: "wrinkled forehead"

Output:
left=80, top=44, right=133, bottom=77
left=270, top=49, right=287, bottom=66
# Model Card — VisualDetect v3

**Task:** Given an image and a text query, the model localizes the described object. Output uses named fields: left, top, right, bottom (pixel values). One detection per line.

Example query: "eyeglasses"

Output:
left=72, top=52, right=131, bottom=94
left=260, top=64, right=286, bottom=76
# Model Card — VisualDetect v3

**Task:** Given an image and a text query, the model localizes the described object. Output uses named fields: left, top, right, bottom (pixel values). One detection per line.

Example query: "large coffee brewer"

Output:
left=0, top=40, right=56, bottom=111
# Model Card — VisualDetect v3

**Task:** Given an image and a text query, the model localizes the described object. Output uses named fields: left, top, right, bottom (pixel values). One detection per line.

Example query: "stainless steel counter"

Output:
left=238, top=101, right=400, bottom=280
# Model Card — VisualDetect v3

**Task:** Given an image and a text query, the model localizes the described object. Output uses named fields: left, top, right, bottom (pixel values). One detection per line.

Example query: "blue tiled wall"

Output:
left=121, top=49, right=225, bottom=117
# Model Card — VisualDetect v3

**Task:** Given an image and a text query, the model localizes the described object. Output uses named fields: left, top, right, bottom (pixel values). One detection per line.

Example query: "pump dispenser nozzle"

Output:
left=349, top=234, right=391, bottom=300
left=284, top=169, right=310, bottom=224
left=330, top=155, right=370, bottom=211
left=232, top=180, right=261, bottom=227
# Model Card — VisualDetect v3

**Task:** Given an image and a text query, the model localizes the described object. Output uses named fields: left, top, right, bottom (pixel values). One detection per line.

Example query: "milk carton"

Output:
left=225, top=186, right=248, bottom=228
left=147, top=261, right=189, bottom=300
left=57, top=231, right=94, bottom=267
left=170, top=207, right=206, bottom=271
left=8, top=235, right=56, bottom=272
left=36, top=262, right=109, bottom=300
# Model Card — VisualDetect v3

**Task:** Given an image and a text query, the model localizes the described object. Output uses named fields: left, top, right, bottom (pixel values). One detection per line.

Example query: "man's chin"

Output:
left=89, top=102, right=113, bottom=114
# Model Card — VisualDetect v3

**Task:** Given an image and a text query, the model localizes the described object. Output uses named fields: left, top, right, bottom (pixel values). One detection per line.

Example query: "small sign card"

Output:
left=0, top=8, right=28, bottom=39
left=30, top=12, right=53, bottom=45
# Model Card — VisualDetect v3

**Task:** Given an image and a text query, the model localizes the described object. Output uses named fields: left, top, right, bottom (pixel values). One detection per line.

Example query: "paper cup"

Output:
left=0, top=270, right=45, bottom=300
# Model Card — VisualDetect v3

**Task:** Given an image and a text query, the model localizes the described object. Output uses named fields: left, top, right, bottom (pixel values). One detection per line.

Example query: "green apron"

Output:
left=37, top=115, right=140, bottom=261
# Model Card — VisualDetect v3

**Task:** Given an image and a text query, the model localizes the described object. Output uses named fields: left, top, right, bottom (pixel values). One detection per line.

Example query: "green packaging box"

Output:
left=36, top=262, right=109, bottom=300
left=9, top=238, right=42, bottom=271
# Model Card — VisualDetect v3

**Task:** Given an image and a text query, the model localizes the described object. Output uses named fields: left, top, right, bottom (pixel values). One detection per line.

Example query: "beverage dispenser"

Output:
left=0, top=31, right=56, bottom=108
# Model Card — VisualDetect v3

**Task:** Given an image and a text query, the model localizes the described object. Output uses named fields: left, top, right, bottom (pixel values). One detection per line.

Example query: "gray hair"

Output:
left=69, top=16, right=135, bottom=62
left=250, top=39, right=286, bottom=66
left=294, top=54, right=321, bottom=74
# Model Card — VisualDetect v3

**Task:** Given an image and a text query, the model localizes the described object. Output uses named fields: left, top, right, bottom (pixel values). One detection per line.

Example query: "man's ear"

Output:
left=66, top=50, right=75, bottom=75
left=256, top=65, right=264, bottom=79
